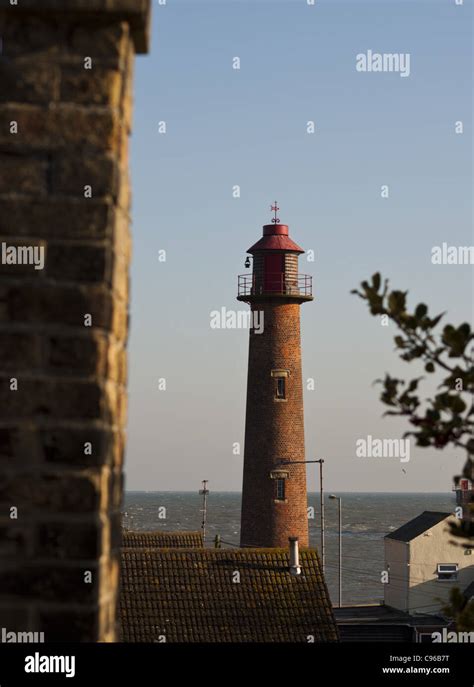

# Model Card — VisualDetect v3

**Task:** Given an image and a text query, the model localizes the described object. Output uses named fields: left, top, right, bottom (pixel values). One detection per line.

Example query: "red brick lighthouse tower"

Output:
left=238, top=204, right=313, bottom=548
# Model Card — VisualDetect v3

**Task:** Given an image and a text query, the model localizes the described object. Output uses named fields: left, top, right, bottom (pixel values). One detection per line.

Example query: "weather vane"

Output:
left=270, top=201, right=280, bottom=224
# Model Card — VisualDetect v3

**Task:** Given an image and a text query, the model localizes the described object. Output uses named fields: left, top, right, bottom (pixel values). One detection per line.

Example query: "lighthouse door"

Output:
left=264, top=254, right=284, bottom=293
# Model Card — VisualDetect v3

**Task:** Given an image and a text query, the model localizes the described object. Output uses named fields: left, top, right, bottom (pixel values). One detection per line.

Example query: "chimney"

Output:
left=289, top=537, right=301, bottom=575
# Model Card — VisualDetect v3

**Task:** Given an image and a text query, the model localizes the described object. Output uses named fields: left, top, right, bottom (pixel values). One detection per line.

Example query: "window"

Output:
left=271, top=370, right=289, bottom=401
left=276, top=479, right=285, bottom=500
left=276, top=377, right=286, bottom=399
left=437, top=564, right=458, bottom=581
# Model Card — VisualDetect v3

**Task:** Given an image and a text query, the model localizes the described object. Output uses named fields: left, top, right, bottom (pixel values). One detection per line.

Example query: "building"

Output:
left=334, top=605, right=451, bottom=643
left=120, top=543, right=337, bottom=642
left=384, top=511, right=474, bottom=615
left=237, top=211, right=313, bottom=548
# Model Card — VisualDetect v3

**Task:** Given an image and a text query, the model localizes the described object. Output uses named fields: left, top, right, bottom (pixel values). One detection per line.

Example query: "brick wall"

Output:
left=0, top=0, right=150, bottom=641
left=240, top=301, right=309, bottom=548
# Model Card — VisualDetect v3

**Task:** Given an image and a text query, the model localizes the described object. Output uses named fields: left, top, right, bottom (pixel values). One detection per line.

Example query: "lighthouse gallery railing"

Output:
left=238, top=273, right=312, bottom=297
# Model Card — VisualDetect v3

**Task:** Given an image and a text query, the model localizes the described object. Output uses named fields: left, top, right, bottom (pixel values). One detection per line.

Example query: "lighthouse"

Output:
left=238, top=204, right=313, bottom=548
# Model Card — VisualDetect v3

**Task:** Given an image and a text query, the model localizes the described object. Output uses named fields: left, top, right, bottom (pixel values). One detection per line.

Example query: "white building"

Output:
left=384, top=511, right=474, bottom=615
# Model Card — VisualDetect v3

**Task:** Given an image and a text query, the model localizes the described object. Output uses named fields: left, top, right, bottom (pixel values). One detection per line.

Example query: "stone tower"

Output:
left=238, top=207, right=313, bottom=548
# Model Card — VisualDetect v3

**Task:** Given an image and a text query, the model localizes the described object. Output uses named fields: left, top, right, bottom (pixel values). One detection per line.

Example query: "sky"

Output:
left=126, top=0, right=472, bottom=492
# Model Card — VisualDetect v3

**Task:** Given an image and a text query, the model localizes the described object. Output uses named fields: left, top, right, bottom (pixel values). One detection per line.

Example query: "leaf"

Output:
left=451, top=397, right=467, bottom=414
left=407, top=377, right=423, bottom=392
left=388, top=290, right=406, bottom=315
left=415, top=303, right=428, bottom=319
left=394, top=336, right=405, bottom=348
left=429, top=312, right=445, bottom=328
left=405, top=316, right=418, bottom=330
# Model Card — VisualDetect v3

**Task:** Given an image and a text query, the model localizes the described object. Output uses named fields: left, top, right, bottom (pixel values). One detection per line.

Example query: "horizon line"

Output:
left=124, top=490, right=454, bottom=494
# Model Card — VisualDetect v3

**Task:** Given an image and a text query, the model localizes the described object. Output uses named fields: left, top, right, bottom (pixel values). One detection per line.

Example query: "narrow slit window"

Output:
left=276, top=377, right=286, bottom=399
left=276, top=478, right=286, bottom=500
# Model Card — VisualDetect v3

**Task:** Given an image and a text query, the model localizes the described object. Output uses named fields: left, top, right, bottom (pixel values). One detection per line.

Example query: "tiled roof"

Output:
left=463, top=581, right=474, bottom=601
left=122, top=530, right=204, bottom=549
left=119, top=548, right=338, bottom=642
left=385, top=511, right=451, bottom=542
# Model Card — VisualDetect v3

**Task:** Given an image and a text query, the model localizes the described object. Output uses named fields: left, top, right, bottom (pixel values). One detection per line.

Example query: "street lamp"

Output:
left=199, top=480, right=209, bottom=543
left=275, top=459, right=325, bottom=573
left=329, top=494, right=342, bottom=608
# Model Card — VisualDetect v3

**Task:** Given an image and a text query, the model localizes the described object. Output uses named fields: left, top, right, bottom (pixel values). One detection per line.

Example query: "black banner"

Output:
left=0, top=643, right=472, bottom=685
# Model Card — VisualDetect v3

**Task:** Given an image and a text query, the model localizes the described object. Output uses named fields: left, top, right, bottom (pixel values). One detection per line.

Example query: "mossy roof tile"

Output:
left=120, top=548, right=338, bottom=642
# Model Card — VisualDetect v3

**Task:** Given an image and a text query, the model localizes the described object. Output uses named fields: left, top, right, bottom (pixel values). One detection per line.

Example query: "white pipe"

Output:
left=289, top=537, right=301, bottom=575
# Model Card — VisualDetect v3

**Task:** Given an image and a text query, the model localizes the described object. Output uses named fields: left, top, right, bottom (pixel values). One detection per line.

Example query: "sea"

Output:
left=123, top=491, right=455, bottom=606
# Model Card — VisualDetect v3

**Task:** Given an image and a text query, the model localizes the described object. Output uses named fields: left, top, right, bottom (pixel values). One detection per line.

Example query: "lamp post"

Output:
left=329, top=494, right=342, bottom=608
left=199, top=480, right=209, bottom=543
left=276, top=459, right=325, bottom=573
left=317, top=459, right=325, bottom=574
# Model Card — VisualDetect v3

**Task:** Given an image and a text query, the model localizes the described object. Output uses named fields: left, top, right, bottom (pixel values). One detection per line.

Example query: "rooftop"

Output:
left=122, top=530, right=204, bottom=549
left=463, top=581, right=474, bottom=601
left=334, top=604, right=448, bottom=627
left=119, top=548, right=338, bottom=642
left=385, top=511, right=452, bottom=543
left=334, top=605, right=450, bottom=642
left=247, top=224, right=305, bottom=254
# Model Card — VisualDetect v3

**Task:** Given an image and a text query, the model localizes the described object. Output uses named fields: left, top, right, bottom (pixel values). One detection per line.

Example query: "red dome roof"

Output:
left=247, top=225, right=304, bottom=254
